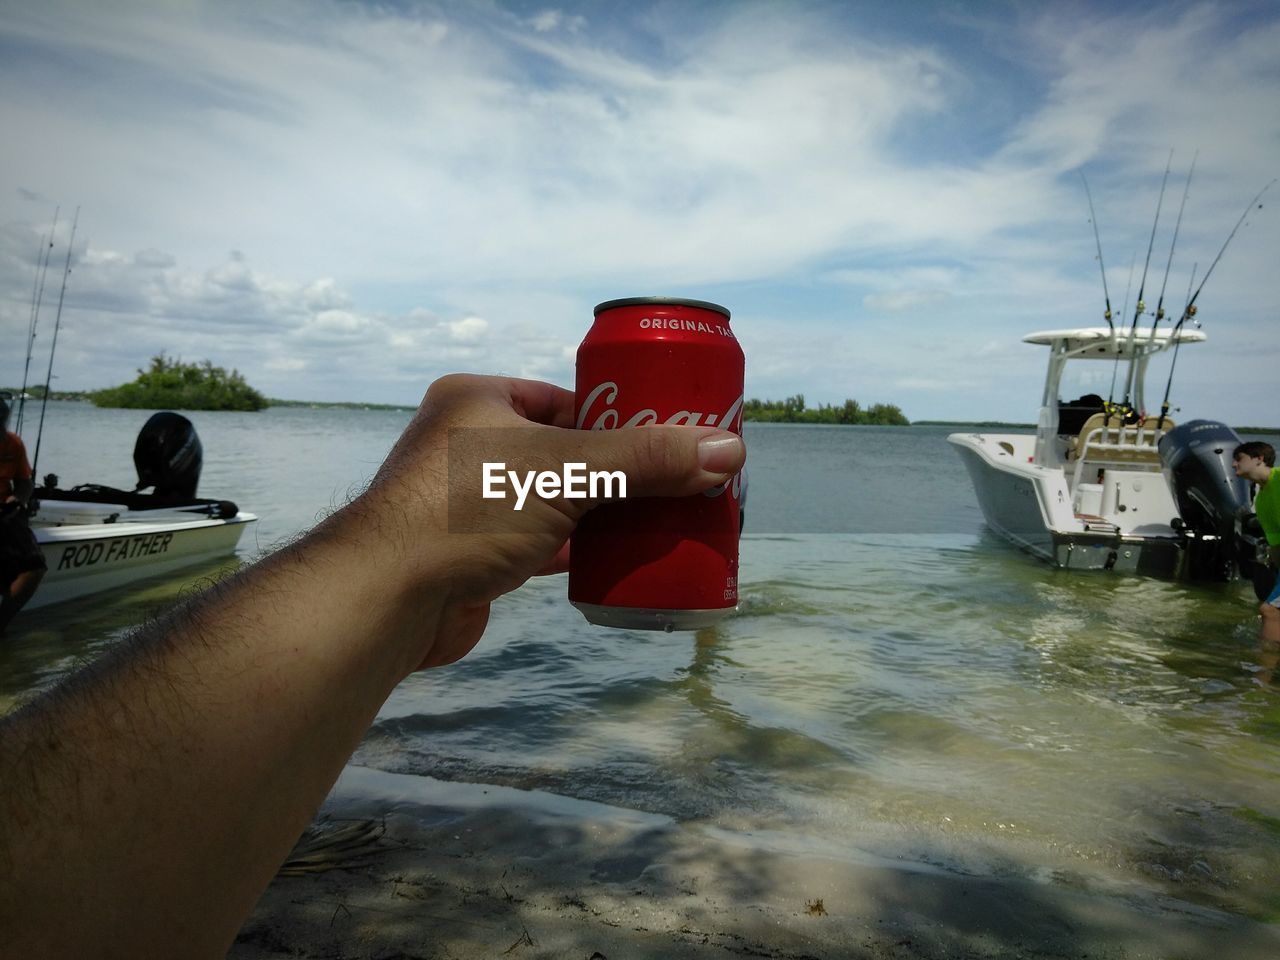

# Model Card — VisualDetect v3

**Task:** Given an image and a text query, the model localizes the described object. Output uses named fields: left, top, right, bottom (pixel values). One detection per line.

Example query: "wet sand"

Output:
left=232, top=766, right=1280, bottom=960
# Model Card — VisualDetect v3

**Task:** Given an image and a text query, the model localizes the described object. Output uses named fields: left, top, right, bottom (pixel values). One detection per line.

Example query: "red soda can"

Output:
left=569, top=297, right=745, bottom=631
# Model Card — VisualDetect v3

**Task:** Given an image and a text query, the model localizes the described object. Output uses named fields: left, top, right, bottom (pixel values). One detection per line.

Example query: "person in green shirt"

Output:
left=1233, top=441, right=1280, bottom=645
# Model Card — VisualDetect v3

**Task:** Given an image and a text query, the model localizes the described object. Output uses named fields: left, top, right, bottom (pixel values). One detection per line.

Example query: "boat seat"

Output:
left=1057, top=396, right=1106, bottom=436
left=1071, top=413, right=1174, bottom=465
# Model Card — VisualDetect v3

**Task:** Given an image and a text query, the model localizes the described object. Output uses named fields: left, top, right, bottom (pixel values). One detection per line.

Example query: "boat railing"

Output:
left=1070, top=416, right=1174, bottom=490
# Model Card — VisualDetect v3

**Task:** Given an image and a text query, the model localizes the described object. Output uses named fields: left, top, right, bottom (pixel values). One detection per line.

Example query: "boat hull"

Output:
left=28, top=511, right=257, bottom=610
left=1047, top=531, right=1182, bottom=577
left=951, top=440, right=1055, bottom=561
left=949, top=435, right=1183, bottom=578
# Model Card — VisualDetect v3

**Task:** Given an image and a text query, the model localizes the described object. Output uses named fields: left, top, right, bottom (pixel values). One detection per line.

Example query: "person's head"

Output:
left=1232, top=441, right=1275, bottom=480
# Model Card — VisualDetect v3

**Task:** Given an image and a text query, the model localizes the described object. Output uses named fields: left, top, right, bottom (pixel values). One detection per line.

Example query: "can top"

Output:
left=594, top=297, right=730, bottom=319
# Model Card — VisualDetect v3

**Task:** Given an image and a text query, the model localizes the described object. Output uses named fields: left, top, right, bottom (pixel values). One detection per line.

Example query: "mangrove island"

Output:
left=89, top=355, right=268, bottom=412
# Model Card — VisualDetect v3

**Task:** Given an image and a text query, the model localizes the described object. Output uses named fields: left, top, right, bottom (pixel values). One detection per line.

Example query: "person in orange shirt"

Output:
left=0, top=395, right=46, bottom=634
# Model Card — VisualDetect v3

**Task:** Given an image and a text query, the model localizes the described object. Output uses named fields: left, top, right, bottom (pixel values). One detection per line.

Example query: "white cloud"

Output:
left=0, top=0, right=1276, bottom=423
left=449, top=316, right=489, bottom=342
left=863, top=290, right=951, bottom=314
left=526, top=9, right=585, bottom=34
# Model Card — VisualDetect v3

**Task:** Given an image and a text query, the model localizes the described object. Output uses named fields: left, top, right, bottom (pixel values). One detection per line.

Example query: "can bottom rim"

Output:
left=572, top=602, right=736, bottom=632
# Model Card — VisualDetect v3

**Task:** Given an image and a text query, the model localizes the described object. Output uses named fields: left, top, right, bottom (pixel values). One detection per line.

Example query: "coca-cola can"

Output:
left=569, top=297, right=745, bottom=631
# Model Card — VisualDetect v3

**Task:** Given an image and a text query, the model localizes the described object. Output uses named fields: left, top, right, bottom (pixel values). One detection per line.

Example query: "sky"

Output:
left=1, top=0, right=1277, bottom=424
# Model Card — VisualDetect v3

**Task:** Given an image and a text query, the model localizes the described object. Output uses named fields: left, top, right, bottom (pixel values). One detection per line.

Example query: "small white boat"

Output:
left=24, top=412, right=257, bottom=610
left=7, top=215, right=257, bottom=612
left=948, top=327, right=1263, bottom=583
left=28, top=500, right=256, bottom=610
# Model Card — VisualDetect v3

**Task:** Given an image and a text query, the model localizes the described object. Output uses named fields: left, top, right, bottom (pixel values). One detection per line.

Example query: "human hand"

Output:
left=337, top=374, right=745, bottom=671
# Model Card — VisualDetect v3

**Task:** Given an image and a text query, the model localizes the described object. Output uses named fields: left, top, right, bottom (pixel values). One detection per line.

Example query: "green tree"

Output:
left=90, top=355, right=267, bottom=412
left=864, top=402, right=909, bottom=425
left=740, top=395, right=909, bottom=425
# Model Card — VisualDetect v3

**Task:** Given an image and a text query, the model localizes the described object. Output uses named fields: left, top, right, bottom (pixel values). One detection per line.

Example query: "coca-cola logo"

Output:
left=575, top=381, right=744, bottom=499
left=575, top=381, right=744, bottom=432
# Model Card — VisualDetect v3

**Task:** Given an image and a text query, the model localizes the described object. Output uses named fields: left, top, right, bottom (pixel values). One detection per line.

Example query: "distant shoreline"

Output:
left=264, top=397, right=417, bottom=411
left=3, top=389, right=419, bottom=413
left=914, top=420, right=1279, bottom=434
left=909, top=420, right=1035, bottom=429
left=7, top=389, right=1276, bottom=432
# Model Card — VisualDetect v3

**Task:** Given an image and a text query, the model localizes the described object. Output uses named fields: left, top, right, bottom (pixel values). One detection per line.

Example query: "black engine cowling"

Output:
left=134, top=411, right=203, bottom=500
left=1158, top=419, right=1259, bottom=582
left=1159, top=420, right=1250, bottom=536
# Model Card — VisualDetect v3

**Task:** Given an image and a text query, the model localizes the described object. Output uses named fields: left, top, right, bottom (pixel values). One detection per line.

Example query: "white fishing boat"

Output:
left=5, top=211, right=257, bottom=615
left=29, top=503, right=254, bottom=610
left=948, top=327, right=1263, bottom=583
left=24, top=411, right=257, bottom=610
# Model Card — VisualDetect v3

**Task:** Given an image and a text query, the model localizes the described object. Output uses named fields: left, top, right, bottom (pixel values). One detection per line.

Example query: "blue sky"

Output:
left=1, top=0, right=1277, bottom=423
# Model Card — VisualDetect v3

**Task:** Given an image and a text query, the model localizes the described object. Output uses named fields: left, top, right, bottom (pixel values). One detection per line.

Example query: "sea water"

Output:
left=3, top=401, right=1279, bottom=924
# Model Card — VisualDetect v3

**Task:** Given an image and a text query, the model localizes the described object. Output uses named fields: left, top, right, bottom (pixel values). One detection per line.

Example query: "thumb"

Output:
left=572, top=426, right=745, bottom=500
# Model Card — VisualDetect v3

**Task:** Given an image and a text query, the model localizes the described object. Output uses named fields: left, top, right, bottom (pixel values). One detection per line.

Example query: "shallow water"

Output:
left=3, top=402, right=1279, bottom=923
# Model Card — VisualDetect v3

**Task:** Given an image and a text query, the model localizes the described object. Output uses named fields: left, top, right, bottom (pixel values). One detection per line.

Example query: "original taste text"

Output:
left=638, top=317, right=735, bottom=338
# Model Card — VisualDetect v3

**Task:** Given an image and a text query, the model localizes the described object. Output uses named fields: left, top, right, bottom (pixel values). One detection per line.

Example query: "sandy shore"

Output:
left=232, top=766, right=1280, bottom=960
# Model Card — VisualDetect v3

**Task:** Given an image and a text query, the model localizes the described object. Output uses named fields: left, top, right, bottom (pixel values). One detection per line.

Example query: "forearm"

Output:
left=0, top=504, right=436, bottom=956
left=0, top=372, right=747, bottom=956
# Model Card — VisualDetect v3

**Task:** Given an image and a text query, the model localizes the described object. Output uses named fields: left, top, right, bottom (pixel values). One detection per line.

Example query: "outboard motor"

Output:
left=1158, top=419, right=1256, bottom=582
left=133, top=411, right=203, bottom=501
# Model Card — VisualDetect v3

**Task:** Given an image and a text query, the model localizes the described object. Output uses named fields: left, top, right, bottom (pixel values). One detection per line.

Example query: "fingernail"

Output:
left=697, top=434, right=744, bottom=473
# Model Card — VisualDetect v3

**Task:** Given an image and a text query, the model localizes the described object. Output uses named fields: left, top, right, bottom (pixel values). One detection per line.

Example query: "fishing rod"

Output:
left=1120, top=150, right=1173, bottom=411
left=31, top=207, right=79, bottom=482
left=1149, top=152, right=1196, bottom=340
left=1157, top=178, right=1275, bottom=426
left=1108, top=252, right=1137, bottom=408
left=1170, top=178, right=1275, bottom=338
left=1080, top=172, right=1114, bottom=334
left=17, top=208, right=59, bottom=436
left=17, top=228, right=48, bottom=437
left=1156, top=261, right=1196, bottom=431
left=1179, top=265, right=1199, bottom=332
